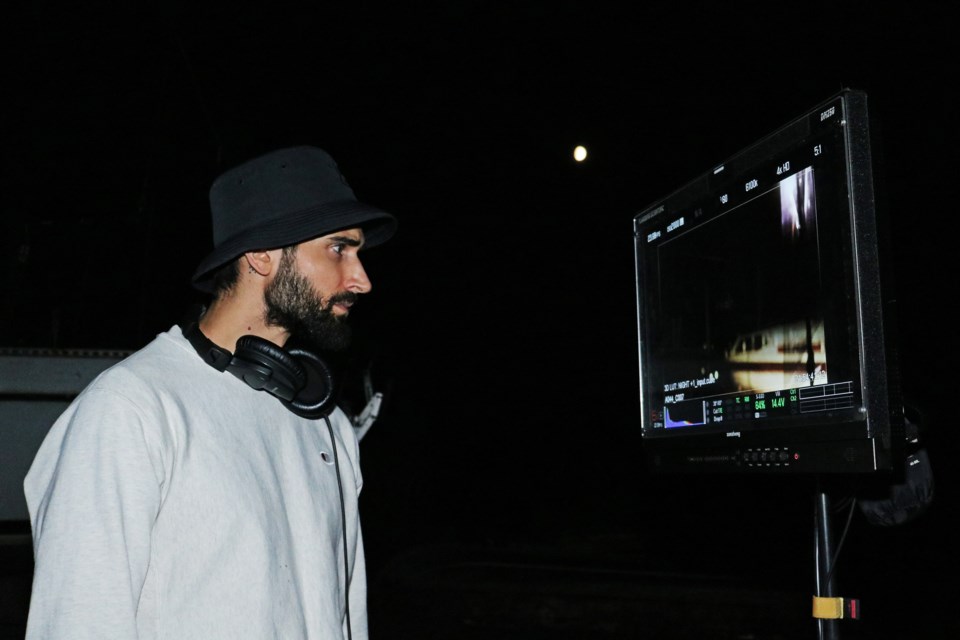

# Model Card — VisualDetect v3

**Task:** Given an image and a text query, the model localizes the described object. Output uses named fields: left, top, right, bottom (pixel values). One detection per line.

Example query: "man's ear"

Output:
left=243, top=250, right=278, bottom=277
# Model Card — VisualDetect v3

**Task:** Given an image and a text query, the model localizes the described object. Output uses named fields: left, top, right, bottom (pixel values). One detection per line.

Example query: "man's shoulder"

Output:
left=86, top=326, right=198, bottom=394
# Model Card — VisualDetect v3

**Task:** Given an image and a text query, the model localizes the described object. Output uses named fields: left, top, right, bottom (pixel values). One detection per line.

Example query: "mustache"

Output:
left=325, top=291, right=359, bottom=309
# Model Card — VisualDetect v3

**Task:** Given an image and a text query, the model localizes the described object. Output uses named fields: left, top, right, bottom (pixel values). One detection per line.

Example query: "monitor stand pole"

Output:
left=814, top=484, right=840, bottom=640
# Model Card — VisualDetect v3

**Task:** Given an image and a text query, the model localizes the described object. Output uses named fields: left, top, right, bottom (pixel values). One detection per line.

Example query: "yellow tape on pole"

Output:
left=812, top=596, right=844, bottom=619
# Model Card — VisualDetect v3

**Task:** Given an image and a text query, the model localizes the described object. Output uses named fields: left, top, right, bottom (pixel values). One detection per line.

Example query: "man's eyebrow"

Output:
left=328, top=234, right=364, bottom=248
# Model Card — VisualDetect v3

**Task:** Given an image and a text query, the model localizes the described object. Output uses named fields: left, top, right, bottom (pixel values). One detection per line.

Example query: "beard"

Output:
left=263, top=251, right=356, bottom=352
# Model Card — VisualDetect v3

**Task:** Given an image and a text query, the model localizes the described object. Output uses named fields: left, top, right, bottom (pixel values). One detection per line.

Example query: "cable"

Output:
left=324, top=416, right=353, bottom=640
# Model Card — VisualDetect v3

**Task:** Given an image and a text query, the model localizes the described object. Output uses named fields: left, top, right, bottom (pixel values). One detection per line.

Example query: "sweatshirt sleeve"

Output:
left=24, top=386, right=165, bottom=640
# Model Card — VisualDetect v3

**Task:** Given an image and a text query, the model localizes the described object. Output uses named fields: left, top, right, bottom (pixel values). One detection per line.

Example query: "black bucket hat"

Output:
left=191, top=145, right=397, bottom=292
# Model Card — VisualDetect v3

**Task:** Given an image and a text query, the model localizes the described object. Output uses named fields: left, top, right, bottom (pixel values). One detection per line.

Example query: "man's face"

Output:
left=263, top=228, right=371, bottom=351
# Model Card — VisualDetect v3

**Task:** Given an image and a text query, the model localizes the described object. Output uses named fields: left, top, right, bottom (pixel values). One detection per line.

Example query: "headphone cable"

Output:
left=324, top=416, right=353, bottom=640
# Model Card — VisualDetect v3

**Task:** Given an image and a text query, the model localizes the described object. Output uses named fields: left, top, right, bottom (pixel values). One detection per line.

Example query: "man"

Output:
left=23, top=146, right=396, bottom=639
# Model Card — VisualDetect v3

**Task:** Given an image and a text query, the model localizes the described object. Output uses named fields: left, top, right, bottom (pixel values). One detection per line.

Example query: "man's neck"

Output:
left=198, top=294, right=289, bottom=353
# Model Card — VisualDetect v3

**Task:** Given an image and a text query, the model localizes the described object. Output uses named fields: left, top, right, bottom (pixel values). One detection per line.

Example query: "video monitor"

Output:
left=633, top=89, right=903, bottom=474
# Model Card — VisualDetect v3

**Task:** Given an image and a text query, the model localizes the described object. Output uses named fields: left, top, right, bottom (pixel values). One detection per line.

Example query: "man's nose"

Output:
left=347, top=259, right=372, bottom=294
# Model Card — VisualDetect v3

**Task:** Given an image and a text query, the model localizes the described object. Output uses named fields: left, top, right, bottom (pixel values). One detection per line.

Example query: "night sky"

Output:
left=4, top=2, right=956, bottom=638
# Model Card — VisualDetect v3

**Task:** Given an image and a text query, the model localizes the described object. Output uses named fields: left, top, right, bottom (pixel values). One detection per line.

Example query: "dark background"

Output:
left=3, top=2, right=955, bottom=638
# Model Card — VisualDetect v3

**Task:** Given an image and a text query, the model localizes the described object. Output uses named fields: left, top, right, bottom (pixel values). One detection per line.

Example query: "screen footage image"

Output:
left=639, top=165, right=856, bottom=432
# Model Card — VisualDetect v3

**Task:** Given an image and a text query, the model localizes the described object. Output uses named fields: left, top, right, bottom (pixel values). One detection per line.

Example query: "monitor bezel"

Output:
left=632, top=89, right=903, bottom=474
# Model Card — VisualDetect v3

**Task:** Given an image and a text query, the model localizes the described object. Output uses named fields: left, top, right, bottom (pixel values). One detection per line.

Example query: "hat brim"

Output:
left=191, top=200, right=397, bottom=293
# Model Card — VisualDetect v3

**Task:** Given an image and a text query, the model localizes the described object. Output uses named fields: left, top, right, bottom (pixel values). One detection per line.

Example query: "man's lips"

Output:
left=328, top=292, right=358, bottom=314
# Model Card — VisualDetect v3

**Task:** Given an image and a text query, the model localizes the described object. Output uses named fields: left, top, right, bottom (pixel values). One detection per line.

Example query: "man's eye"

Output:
left=332, top=243, right=345, bottom=255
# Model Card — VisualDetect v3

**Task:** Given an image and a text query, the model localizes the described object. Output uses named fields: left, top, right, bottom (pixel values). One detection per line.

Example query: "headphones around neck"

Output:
left=182, top=321, right=336, bottom=419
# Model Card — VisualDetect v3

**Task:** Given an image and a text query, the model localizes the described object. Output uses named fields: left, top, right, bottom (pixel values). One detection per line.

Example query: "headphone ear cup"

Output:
left=285, top=347, right=336, bottom=419
left=230, top=335, right=307, bottom=402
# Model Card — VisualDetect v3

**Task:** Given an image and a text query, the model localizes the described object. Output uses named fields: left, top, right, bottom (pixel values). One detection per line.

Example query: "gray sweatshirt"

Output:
left=24, top=326, right=367, bottom=639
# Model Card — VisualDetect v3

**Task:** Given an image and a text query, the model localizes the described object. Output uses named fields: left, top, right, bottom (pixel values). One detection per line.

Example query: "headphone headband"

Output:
left=181, top=321, right=335, bottom=418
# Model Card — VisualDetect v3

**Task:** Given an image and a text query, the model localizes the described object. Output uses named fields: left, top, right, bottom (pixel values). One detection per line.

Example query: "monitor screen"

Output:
left=633, top=89, right=903, bottom=474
